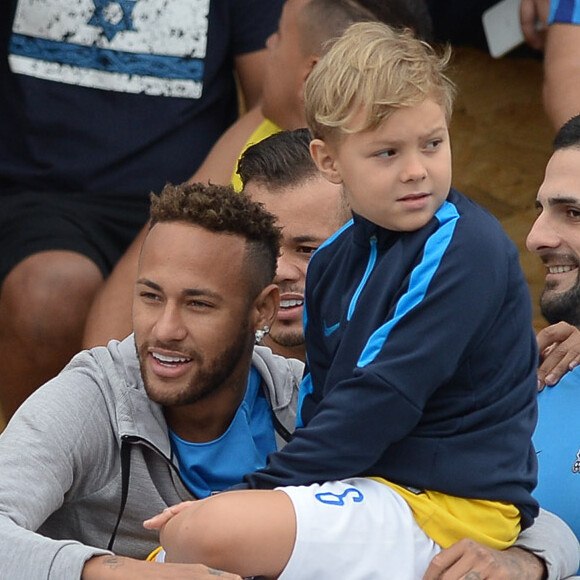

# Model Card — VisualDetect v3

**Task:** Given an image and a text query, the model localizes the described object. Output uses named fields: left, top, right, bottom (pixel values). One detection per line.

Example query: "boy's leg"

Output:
left=160, top=479, right=441, bottom=580
left=160, top=490, right=296, bottom=580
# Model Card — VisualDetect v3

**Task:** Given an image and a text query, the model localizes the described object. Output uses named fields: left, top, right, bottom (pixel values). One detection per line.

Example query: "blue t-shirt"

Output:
left=170, top=366, right=276, bottom=498
left=533, top=366, right=580, bottom=553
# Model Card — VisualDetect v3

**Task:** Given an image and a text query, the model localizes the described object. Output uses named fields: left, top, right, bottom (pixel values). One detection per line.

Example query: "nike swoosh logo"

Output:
left=323, top=321, right=340, bottom=337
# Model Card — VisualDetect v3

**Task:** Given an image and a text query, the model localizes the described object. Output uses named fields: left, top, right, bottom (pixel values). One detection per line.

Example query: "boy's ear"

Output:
left=310, top=139, right=343, bottom=184
left=252, top=283, right=279, bottom=333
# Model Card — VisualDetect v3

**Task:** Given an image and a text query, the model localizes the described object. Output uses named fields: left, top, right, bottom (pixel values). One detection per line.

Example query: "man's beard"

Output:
left=136, top=320, right=253, bottom=407
left=269, top=326, right=305, bottom=348
left=541, top=279, right=580, bottom=327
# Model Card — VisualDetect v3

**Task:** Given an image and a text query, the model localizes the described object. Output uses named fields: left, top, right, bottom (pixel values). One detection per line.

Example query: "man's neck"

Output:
left=164, top=362, right=252, bottom=443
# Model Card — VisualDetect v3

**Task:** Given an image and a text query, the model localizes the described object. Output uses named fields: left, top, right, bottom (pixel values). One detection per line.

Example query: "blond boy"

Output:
left=145, top=22, right=539, bottom=579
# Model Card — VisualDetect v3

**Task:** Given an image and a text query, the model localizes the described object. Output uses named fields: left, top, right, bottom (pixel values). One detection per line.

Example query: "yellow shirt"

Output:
left=230, top=118, right=281, bottom=192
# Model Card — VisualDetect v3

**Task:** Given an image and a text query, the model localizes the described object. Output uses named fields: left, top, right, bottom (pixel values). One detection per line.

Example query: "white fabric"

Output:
left=278, top=478, right=441, bottom=580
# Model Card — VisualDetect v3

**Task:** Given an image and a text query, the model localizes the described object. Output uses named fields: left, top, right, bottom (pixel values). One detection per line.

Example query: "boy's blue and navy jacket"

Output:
left=244, top=188, right=539, bottom=528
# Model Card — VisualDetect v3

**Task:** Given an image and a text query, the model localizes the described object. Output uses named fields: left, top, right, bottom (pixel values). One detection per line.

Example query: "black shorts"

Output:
left=0, top=190, right=150, bottom=284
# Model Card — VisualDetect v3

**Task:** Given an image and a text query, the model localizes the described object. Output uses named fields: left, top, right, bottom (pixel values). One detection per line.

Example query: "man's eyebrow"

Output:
left=136, top=278, right=161, bottom=291
left=292, top=234, right=327, bottom=244
left=136, top=279, right=221, bottom=300
left=546, top=196, right=580, bottom=207
left=182, top=288, right=221, bottom=300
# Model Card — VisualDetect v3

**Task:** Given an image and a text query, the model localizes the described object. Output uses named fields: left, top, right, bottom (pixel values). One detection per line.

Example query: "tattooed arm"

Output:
left=82, top=555, right=242, bottom=580
left=422, top=509, right=580, bottom=580
left=422, top=539, right=546, bottom=580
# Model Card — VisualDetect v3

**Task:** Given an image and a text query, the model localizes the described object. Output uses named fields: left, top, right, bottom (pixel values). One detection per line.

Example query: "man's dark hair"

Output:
left=301, top=0, right=433, bottom=57
left=237, top=128, right=318, bottom=190
left=554, top=114, right=580, bottom=151
left=149, top=182, right=281, bottom=296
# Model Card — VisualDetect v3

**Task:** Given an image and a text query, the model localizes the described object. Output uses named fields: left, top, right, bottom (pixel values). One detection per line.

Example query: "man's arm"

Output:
left=82, top=555, right=241, bottom=580
left=520, top=0, right=550, bottom=50
left=543, top=22, right=580, bottom=130
left=0, top=377, right=114, bottom=579
left=422, top=509, right=580, bottom=580
left=423, top=539, right=546, bottom=580
left=234, top=50, right=267, bottom=112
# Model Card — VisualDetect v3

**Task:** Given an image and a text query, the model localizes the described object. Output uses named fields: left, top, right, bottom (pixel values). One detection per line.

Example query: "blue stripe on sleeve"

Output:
left=357, top=201, right=460, bottom=368
left=296, top=373, right=313, bottom=428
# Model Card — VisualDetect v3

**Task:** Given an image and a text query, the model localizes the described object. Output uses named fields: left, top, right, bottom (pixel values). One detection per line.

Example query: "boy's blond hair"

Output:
left=304, top=21, right=455, bottom=141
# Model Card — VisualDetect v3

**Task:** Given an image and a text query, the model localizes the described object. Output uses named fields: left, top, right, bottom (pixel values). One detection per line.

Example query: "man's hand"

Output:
left=537, top=321, right=580, bottom=390
left=82, top=555, right=242, bottom=580
left=422, top=539, right=547, bottom=580
left=520, top=0, right=550, bottom=50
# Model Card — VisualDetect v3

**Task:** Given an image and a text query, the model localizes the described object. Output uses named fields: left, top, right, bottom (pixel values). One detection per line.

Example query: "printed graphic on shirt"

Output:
left=9, top=0, right=209, bottom=97
left=573, top=448, right=580, bottom=473
left=315, top=487, right=364, bottom=506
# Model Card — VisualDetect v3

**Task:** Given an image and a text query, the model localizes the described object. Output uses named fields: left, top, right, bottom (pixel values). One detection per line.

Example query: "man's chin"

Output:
left=268, top=329, right=305, bottom=349
left=540, top=285, right=580, bottom=327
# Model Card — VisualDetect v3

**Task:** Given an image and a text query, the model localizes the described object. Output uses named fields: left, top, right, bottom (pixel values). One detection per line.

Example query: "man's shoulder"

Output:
left=252, top=346, right=302, bottom=399
left=253, top=345, right=303, bottom=381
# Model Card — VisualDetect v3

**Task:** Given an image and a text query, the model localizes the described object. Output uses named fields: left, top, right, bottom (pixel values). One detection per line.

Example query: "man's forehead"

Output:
left=141, top=222, right=247, bottom=267
left=537, top=148, right=580, bottom=205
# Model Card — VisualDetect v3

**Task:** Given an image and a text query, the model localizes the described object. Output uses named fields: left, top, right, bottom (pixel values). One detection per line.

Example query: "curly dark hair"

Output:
left=149, top=181, right=282, bottom=296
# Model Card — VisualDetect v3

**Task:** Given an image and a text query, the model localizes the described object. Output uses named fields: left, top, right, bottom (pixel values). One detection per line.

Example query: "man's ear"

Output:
left=310, top=139, right=343, bottom=184
left=298, top=55, right=320, bottom=104
left=252, top=283, right=279, bottom=332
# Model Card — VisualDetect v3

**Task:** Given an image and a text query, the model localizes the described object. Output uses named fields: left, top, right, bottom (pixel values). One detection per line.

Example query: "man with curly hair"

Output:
left=0, top=182, right=302, bottom=580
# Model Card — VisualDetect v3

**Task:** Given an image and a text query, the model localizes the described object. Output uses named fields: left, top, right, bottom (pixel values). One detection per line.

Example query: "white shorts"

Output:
left=277, top=478, right=441, bottom=580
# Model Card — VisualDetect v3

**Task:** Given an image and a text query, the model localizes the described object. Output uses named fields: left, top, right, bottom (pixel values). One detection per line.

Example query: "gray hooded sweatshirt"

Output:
left=0, top=336, right=301, bottom=580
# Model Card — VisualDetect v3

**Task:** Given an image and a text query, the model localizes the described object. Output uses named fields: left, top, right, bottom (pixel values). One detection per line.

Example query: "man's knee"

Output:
left=1, top=251, right=103, bottom=340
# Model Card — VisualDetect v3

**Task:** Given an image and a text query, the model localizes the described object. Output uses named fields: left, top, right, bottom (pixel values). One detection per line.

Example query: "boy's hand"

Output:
left=422, top=539, right=546, bottom=580
left=143, top=501, right=197, bottom=530
left=536, top=321, right=580, bottom=390
left=82, top=555, right=242, bottom=579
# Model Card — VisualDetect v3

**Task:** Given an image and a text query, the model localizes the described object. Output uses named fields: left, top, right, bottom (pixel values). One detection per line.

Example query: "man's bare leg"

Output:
left=0, top=251, right=102, bottom=419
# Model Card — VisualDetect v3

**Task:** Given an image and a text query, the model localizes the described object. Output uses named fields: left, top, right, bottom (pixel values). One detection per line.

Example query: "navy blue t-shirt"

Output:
left=0, top=0, right=283, bottom=197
